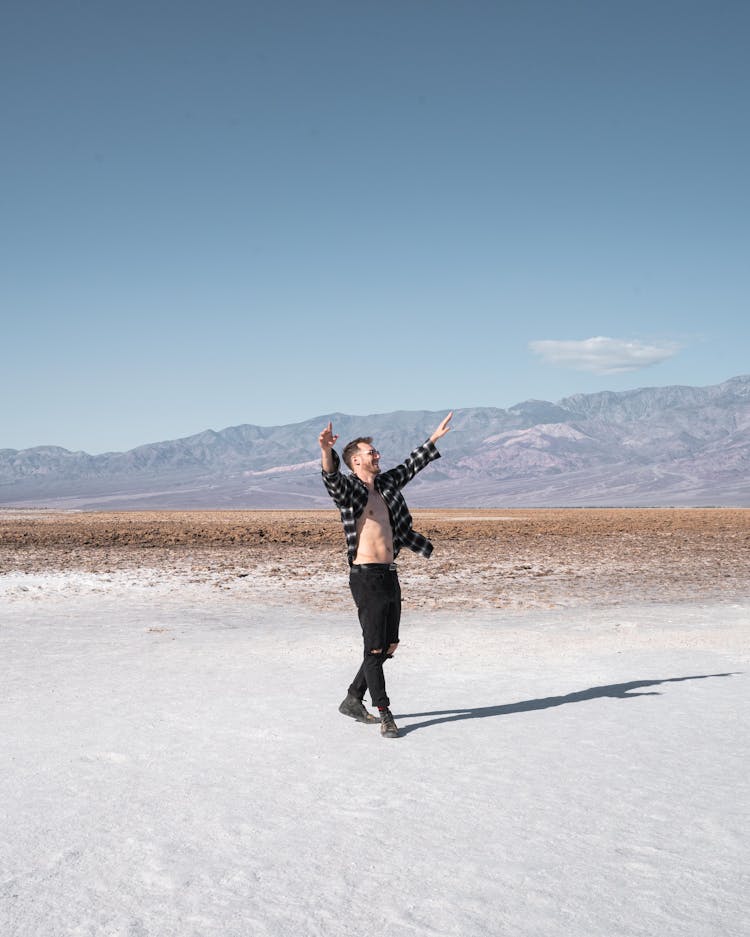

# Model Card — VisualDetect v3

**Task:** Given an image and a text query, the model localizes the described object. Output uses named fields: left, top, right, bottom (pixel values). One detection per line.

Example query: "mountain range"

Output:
left=2, top=375, right=750, bottom=509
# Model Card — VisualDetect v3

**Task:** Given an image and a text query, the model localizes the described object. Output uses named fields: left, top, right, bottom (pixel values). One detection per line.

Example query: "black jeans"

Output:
left=347, top=564, right=401, bottom=709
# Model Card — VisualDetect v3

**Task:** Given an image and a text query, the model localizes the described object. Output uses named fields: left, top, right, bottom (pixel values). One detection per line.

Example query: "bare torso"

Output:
left=354, top=488, right=394, bottom=564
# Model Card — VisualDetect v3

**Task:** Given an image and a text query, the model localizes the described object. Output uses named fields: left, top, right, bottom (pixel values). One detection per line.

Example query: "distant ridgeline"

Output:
left=2, top=376, right=750, bottom=509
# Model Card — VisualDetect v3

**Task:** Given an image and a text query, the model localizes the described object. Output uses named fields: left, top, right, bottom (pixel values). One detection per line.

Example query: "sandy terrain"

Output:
left=2, top=511, right=748, bottom=936
left=2, top=508, right=749, bottom=610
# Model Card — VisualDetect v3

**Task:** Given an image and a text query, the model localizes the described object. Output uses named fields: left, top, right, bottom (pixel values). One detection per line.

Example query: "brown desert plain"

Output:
left=2, top=508, right=749, bottom=610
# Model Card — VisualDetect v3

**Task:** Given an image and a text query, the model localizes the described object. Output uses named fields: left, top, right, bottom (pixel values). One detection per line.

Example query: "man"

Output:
left=319, top=412, right=453, bottom=738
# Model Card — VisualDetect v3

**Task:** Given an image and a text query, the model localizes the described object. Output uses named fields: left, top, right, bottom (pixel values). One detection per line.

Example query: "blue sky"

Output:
left=2, top=0, right=748, bottom=453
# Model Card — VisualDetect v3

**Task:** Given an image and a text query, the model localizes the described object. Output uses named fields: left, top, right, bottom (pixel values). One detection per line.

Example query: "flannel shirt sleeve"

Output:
left=381, top=439, right=441, bottom=490
left=320, top=448, right=354, bottom=508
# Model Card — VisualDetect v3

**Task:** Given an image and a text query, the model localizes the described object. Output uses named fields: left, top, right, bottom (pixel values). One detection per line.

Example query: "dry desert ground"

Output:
left=2, top=508, right=749, bottom=610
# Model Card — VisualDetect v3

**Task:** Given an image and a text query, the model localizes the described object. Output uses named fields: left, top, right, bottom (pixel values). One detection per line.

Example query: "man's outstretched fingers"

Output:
left=430, top=410, right=453, bottom=443
left=319, top=421, right=339, bottom=450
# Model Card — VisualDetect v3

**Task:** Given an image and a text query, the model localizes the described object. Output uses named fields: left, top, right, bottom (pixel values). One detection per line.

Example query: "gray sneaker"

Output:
left=379, top=708, right=400, bottom=738
left=338, top=694, right=379, bottom=724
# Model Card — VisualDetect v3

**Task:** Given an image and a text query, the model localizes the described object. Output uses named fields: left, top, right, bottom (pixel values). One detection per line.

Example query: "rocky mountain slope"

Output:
left=2, top=376, right=749, bottom=508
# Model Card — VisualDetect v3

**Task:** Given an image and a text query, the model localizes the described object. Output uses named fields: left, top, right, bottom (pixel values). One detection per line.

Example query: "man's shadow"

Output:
left=394, top=673, right=738, bottom=736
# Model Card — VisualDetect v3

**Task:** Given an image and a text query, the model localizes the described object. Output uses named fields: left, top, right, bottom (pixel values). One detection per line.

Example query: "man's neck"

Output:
left=354, top=469, right=378, bottom=490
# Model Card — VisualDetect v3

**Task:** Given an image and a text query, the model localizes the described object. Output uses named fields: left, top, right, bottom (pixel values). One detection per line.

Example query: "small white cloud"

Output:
left=529, top=336, right=681, bottom=374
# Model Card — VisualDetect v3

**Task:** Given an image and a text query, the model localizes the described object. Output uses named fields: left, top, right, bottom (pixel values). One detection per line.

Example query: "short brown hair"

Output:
left=342, top=436, right=373, bottom=469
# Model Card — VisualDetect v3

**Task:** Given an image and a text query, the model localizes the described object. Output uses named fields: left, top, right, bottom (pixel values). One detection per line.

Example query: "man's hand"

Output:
left=429, top=411, right=453, bottom=444
left=319, top=421, right=338, bottom=473
left=319, top=421, right=339, bottom=452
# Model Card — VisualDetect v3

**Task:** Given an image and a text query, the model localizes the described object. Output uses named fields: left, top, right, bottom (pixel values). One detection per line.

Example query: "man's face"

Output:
left=354, top=442, right=380, bottom=474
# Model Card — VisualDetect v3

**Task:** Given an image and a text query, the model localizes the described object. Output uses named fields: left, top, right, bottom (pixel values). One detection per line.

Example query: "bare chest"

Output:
left=361, top=489, right=390, bottom=527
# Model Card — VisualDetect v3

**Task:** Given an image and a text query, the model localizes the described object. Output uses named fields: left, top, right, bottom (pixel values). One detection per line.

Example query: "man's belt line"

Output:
left=351, top=563, right=398, bottom=572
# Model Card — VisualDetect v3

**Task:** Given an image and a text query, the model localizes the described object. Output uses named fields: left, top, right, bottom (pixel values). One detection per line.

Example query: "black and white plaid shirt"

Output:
left=321, top=440, right=441, bottom=566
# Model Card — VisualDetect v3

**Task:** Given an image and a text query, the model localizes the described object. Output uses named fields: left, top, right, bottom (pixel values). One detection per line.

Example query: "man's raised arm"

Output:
left=380, top=411, right=453, bottom=490
left=319, top=421, right=339, bottom=474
